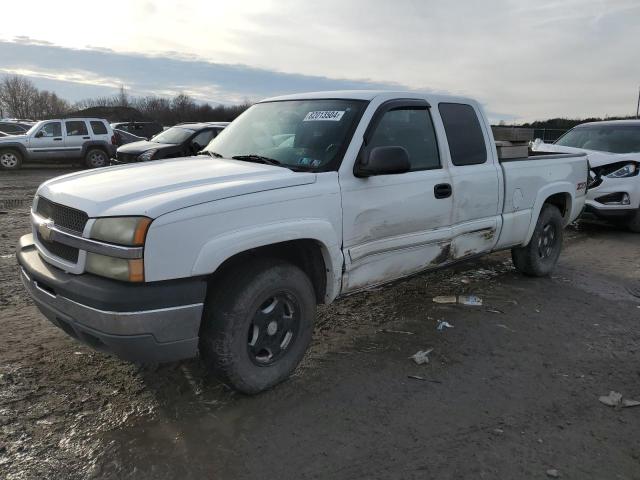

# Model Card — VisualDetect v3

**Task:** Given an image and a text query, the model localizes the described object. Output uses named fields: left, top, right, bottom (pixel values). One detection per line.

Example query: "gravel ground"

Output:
left=1, top=167, right=639, bottom=479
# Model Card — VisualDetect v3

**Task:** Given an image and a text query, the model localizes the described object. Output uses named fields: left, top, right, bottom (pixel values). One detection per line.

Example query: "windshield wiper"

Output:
left=231, top=154, right=282, bottom=166
left=202, top=151, right=223, bottom=158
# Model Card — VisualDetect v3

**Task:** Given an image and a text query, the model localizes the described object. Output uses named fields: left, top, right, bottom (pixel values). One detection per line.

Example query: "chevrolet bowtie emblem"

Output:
left=38, top=219, right=55, bottom=241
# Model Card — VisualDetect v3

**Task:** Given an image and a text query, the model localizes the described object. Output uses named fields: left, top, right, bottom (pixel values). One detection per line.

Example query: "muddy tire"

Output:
left=512, top=204, right=564, bottom=277
left=0, top=149, right=22, bottom=170
left=200, top=258, right=316, bottom=394
left=85, top=148, right=108, bottom=168
left=627, top=209, right=640, bottom=233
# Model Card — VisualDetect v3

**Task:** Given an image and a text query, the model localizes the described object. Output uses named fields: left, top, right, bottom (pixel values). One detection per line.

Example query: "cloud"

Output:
left=1, top=0, right=639, bottom=122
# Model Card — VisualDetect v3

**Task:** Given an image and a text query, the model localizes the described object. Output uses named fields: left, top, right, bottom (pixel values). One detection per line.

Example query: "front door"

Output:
left=340, top=100, right=454, bottom=292
left=28, top=121, right=65, bottom=159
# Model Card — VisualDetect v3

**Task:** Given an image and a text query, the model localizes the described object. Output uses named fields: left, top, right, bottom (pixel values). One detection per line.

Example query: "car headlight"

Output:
left=91, top=217, right=151, bottom=246
left=87, top=217, right=151, bottom=282
left=606, top=163, right=638, bottom=178
left=86, top=253, right=145, bottom=282
left=137, top=149, right=157, bottom=161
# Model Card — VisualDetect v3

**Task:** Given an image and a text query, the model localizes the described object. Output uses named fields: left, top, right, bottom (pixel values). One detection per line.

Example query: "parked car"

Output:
left=112, top=122, right=228, bottom=164
left=0, top=118, right=116, bottom=169
left=0, top=121, right=32, bottom=135
left=110, top=121, right=163, bottom=140
left=17, top=91, right=587, bottom=393
left=113, top=128, right=146, bottom=147
left=0, top=131, right=9, bottom=137
left=533, top=120, right=640, bottom=231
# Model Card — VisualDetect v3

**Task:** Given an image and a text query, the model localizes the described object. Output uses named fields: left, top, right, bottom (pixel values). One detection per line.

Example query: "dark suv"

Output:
left=110, top=121, right=164, bottom=140
left=112, top=122, right=228, bottom=164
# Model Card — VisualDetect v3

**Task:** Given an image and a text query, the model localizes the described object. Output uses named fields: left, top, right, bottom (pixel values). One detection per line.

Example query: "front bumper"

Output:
left=17, top=234, right=207, bottom=363
left=585, top=175, right=639, bottom=219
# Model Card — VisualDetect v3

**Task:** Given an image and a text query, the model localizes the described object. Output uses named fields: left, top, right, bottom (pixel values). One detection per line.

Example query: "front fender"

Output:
left=0, top=141, right=29, bottom=158
left=524, top=182, right=574, bottom=245
left=191, top=219, right=343, bottom=301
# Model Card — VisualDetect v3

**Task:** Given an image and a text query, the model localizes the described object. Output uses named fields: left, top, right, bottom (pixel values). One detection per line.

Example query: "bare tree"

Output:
left=0, top=75, right=38, bottom=118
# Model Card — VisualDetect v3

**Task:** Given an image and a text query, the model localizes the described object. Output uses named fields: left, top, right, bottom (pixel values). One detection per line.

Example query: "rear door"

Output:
left=28, top=121, right=65, bottom=159
left=340, top=99, right=454, bottom=292
left=64, top=120, right=90, bottom=158
left=437, top=102, right=501, bottom=259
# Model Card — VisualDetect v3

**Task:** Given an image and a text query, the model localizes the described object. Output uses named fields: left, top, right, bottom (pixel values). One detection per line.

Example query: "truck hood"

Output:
left=37, top=157, right=316, bottom=218
left=532, top=142, right=640, bottom=168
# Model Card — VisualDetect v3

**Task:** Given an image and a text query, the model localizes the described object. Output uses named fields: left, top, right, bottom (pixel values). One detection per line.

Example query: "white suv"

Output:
left=0, top=118, right=116, bottom=170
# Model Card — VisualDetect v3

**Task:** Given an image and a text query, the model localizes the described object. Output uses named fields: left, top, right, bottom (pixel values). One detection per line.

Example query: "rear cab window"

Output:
left=90, top=121, right=108, bottom=135
left=438, top=103, right=487, bottom=166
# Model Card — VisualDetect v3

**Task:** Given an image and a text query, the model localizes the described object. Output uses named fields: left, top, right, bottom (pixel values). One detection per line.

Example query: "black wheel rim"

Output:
left=247, top=293, right=299, bottom=366
left=537, top=223, right=557, bottom=259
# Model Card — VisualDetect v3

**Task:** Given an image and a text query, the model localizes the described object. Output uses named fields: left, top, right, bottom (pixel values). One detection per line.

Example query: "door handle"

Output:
left=53, top=138, right=62, bottom=141
left=82, top=136, right=90, bottom=139
left=434, top=183, right=452, bottom=199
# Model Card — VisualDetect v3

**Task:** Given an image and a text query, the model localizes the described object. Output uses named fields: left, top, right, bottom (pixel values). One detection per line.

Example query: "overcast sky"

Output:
left=2, top=0, right=639, bottom=122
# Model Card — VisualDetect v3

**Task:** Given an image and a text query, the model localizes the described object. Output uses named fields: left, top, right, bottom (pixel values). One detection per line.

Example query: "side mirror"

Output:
left=35, top=131, right=44, bottom=138
left=355, top=145, right=411, bottom=177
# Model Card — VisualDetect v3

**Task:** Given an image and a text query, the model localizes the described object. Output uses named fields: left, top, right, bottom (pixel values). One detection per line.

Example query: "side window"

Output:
left=438, top=103, right=487, bottom=166
left=368, top=107, right=440, bottom=171
left=65, top=121, right=88, bottom=136
left=90, top=121, right=108, bottom=135
left=39, top=122, right=62, bottom=137
left=192, top=129, right=216, bottom=147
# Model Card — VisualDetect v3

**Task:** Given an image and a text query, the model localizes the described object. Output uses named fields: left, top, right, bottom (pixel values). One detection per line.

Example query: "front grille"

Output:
left=36, top=196, right=88, bottom=234
left=116, top=152, right=139, bottom=163
left=37, top=231, right=79, bottom=263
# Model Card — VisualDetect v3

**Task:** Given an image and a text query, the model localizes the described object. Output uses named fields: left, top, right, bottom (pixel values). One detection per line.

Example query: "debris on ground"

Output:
left=407, top=375, right=442, bottom=383
left=495, top=324, right=516, bottom=332
left=546, top=468, right=560, bottom=478
left=432, top=295, right=483, bottom=306
left=599, top=391, right=640, bottom=408
left=378, top=329, right=415, bottom=335
left=433, top=295, right=457, bottom=304
left=486, top=308, right=504, bottom=314
left=436, top=320, right=454, bottom=331
left=409, top=348, right=433, bottom=365
left=458, top=295, right=483, bottom=306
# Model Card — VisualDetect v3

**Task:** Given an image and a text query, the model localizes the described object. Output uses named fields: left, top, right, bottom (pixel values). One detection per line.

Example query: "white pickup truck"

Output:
left=17, top=91, right=588, bottom=393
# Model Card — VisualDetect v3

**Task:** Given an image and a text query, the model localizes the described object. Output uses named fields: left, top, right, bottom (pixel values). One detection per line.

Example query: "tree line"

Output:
left=0, top=75, right=251, bottom=125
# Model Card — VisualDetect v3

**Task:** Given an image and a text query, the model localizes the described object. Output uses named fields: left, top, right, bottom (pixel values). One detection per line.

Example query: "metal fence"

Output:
left=532, top=128, right=569, bottom=143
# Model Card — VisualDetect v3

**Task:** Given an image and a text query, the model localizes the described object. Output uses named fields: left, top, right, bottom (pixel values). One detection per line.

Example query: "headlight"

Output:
left=86, top=253, right=144, bottom=282
left=91, top=217, right=151, bottom=246
left=137, top=149, right=157, bottom=161
left=606, top=163, right=637, bottom=178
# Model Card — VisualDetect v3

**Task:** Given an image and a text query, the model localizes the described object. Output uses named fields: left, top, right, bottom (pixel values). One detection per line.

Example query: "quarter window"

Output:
left=39, top=122, right=62, bottom=137
left=368, top=107, right=440, bottom=171
left=90, top=121, right=108, bottom=135
left=65, top=121, right=88, bottom=136
left=438, top=103, right=487, bottom=166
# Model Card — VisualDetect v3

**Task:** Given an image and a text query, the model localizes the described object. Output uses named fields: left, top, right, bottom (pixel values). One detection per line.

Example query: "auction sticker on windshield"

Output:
left=303, top=111, right=345, bottom=122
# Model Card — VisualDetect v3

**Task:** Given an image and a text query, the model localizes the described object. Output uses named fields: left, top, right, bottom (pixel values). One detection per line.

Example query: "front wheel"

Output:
left=200, top=258, right=316, bottom=394
left=512, top=204, right=564, bottom=277
left=627, top=209, right=640, bottom=233
left=0, top=149, right=22, bottom=170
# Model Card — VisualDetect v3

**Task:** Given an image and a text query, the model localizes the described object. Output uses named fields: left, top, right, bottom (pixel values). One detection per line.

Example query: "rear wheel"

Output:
left=627, top=209, right=640, bottom=233
left=0, top=149, right=22, bottom=170
left=512, top=204, right=564, bottom=277
left=85, top=148, right=108, bottom=168
left=200, top=258, right=316, bottom=394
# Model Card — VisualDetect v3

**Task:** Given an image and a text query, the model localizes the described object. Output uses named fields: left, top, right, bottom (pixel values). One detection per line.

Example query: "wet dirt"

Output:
left=1, top=168, right=640, bottom=479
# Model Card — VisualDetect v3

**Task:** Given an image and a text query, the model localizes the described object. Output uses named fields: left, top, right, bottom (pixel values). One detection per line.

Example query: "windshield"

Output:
left=203, top=99, right=367, bottom=171
left=555, top=124, right=640, bottom=154
left=151, top=126, right=195, bottom=144
left=26, top=122, right=44, bottom=136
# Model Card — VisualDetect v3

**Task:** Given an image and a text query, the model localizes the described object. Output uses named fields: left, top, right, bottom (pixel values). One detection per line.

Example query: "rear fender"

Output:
left=524, top=183, right=574, bottom=245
